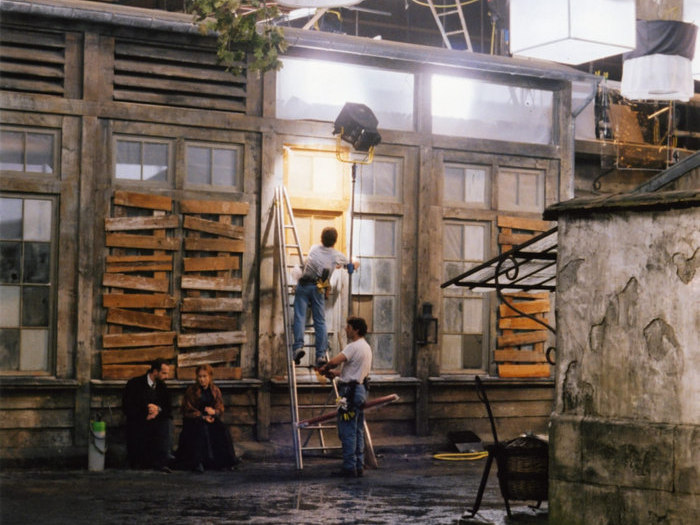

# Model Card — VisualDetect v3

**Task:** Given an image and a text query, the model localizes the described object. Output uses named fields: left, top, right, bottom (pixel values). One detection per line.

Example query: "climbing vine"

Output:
left=188, top=0, right=288, bottom=75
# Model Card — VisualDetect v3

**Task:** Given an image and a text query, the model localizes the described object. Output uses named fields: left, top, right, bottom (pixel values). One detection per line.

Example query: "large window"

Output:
left=432, top=74, right=554, bottom=145
left=277, top=57, right=414, bottom=131
left=0, top=195, right=56, bottom=373
left=114, top=137, right=170, bottom=182
left=351, top=217, right=400, bottom=370
left=0, top=128, right=56, bottom=174
left=441, top=221, right=489, bottom=371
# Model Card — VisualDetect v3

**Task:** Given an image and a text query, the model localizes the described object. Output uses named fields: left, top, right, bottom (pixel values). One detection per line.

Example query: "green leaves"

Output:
left=188, top=0, right=288, bottom=75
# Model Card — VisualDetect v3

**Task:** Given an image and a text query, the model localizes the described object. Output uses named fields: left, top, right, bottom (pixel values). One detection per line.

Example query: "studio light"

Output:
left=510, top=0, right=636, bottom=65
left=333, top=102, right=382, bottom=153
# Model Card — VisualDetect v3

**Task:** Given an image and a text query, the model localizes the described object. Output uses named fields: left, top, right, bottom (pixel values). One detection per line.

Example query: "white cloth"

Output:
left=339, top=337, right=372, bottom=383
left=301, top=244, right=349, bottom=281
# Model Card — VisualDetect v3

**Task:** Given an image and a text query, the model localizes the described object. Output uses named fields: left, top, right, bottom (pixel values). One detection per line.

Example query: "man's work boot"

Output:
left=293, top=349, right=305, bottom=365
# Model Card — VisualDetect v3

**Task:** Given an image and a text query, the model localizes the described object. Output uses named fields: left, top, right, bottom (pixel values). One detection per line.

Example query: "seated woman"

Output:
left=176, top=364, right=240, bottom=472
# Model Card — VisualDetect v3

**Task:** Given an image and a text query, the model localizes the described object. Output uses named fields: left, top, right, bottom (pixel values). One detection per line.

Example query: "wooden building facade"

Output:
left=0, top=0, right=592, bottom=465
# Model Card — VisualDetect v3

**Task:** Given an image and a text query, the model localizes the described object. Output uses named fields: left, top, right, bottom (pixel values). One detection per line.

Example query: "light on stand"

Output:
left=333, top=102, right=381, bottom=314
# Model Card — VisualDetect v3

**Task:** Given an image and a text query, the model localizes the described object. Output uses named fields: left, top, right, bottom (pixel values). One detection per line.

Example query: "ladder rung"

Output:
left=301, top=445, right=342, bottom=451
left=439, top=8, right=460, bottom=17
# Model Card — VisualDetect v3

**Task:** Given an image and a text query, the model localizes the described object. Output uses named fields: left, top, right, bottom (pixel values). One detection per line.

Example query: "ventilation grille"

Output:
left=114, top=40, right=247, bottom=113
left=0, top=27, right=65, bottom=96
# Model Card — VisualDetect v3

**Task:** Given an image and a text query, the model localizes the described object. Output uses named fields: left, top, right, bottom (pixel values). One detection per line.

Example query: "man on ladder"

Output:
left=292, top=226, right=358, bottom=368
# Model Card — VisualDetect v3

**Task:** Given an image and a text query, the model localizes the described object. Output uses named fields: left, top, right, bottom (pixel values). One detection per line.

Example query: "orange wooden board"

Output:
left=498, top=363, right=551, bottom=378
left=102, top=331, right=176, bottom=348
left=114, top=190, right=172, bottom=211
left=101, top=346, right=175, bottom=365
left=180, top=199, right=249, bottom=215
left=103, top=294, right=175, bottom=308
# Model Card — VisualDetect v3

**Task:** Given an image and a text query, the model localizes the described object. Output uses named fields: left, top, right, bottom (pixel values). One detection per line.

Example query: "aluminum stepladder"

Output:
left=425, top=0, right=473, bottom=51
left=274, top=185, right=341, bottom=470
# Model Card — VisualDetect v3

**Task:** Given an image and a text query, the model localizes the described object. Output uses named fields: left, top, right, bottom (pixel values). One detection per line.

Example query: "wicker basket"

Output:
left=500, top=435, right=549, bottom=502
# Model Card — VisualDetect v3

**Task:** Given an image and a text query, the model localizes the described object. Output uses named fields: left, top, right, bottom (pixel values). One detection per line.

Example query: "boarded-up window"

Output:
left=441, top=220, right=489, bottom=371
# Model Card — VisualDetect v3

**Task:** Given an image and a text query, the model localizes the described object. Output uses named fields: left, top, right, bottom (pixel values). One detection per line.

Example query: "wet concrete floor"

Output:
left=0, top=452, right=548, bottom=524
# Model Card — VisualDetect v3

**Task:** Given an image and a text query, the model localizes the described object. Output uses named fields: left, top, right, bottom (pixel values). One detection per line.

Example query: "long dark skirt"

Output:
left=176, top=417, right=237, bottom=470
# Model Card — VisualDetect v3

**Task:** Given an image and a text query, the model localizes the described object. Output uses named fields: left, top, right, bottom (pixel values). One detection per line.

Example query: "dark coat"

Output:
left=122, top=373, right=172, bottom=469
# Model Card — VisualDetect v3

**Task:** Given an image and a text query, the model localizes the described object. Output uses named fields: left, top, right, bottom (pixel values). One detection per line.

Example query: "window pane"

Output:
left=373, top=296, right=394, bottom=332
left=0, top=286, right=20, bottom=326
left=115, top=141, right=142, bottom=180
left=432, top=74, right=553, bottom=144
left=0, top=131, right=24, bottom=171
left=465, top=167, right=487, bottom=204
left=498, top=168, right=545, bottom=212
left=143, top=143, right=168, bottom=181
left=443, top=224, right=463, bottom=260
left=277, top=57, right=414, bottom=131
left=354, top=258, right=374, bottom=294
left=23, top=243, right=50, bottom=284
left=441, top=334, right=463, bottom=369
left=444, top=166, right=465, bottom=202
left=212, top=149, right=237, bottom=186
left=22, top=286, right=49, bottom=326
left=443, top=297, right=463, bottom=332
left=187, top=146, right=210, bottom=184
left=462, top=297, right=483, bottom=332
left=0, top=328, right=20, bottom=369
left=0, top=242, right=21, bottom=283
left=374, top=259, right=395, bottom=294
left=461, top=334, right=484, bottom=368
left=20, top=329, right=48, bottom=370
left=370, top=333, right=394, bottom=369
left=23, top=199, right=52, bottom=242
left=374, top=220, right=395, bottom=257
left=0, top=198, right=23, bottom=239
left=26, top=133, right=54, bottom=173
left=464, top=224, right=485, bottom=260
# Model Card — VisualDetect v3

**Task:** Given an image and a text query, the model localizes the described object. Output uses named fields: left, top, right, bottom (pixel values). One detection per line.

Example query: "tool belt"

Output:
left=337, top=378, right=369, bottom=421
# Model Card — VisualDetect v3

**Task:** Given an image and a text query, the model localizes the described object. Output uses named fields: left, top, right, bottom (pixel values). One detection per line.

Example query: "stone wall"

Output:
left=549, top=204, right=699, bottom=524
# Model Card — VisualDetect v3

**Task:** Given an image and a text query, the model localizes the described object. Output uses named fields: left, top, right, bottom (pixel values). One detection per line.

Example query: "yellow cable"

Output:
left=411, top=0, right=479, bottom=9
left=433, top=451, right=489, bottom=461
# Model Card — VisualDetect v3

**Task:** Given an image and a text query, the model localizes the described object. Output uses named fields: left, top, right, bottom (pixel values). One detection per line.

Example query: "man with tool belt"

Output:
left=318, top=316, right=372, bottom=478
left=292, top=226, right=357, bottom=368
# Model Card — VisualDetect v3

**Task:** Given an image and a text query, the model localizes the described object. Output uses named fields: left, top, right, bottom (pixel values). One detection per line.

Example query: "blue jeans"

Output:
left=292, top=282, right=327, bottom=361
left=337, top=383, right=367, bottom=472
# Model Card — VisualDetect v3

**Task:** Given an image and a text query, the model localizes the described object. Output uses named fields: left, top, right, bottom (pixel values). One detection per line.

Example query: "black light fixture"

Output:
left=333, top=102, right=382, bottom=153
left=415, top=303, right=438, bottom=345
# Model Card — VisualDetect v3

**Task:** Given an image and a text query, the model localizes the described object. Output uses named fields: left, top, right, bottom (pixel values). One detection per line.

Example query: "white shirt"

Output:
left=339, top=337, right=372, bottom=383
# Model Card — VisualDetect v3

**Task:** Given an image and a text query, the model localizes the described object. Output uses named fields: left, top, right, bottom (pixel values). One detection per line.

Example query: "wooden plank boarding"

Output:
left=103, top=331, right=176, bottom=348
left=183, top=215, right=244, bottom=239
left=177, top=347, right=239, bottom=368
left=184, top=256, right=239, bottom=272
left=181, top=276, right=242, bottom=292
left=103, top=294, right=175, bottom=308
left=106, top=308, right=171, bottom=331
left=181, top=313, right=237, bottom=330
left=184, top=237, right=244, bottom=253
left=177, top=366, right=242, bottom=381
left=177, top=331, right=246, bottom=348
left=113, top=190, right=172, bottom=211
left=181, top=297, right=243, bottom=312
left=106, top=233, right=179, bottom=251
left=102, top=364, right=151, bottom=379
left=105, top=214, right=179, bottom=231
left=103, top=273, right=170, bottom=293
left=498, top=364, right=550, bottom=378
left=101, top=346, right=176, bottom=365
left=180, top=199, right=249, bottom=215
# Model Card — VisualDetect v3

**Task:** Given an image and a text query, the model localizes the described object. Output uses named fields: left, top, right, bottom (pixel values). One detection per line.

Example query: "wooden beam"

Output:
left=184, top=237, right=244, bottom=253
left=497, top=330, right=548, bottom=348
left=498, top=363, right=550, bottom=378
left=106, top=308, right=171, bottom=331
left=181, top=314, right=238, bottom=330
left=183, top=215, right=244, bottom=239
left=113, top=191, right=172, bottom=211
left=181, top=298, right=243, bottom=312
left=106, top=233, right=179, bottom=251
left=183, top=256, right=239, bottom=272
left=176, top=347, right=239, bottom=368
left=177, top=331, right=247, bottom=348
left=101, top=346, right=175, bottom=365
left=181, top=276, right=242, bottom=292
left=102, top=331, right=176, bottom=348
left=102, top=273, right=169, bottom=293
left=105, top=214, right=179, bottom=231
